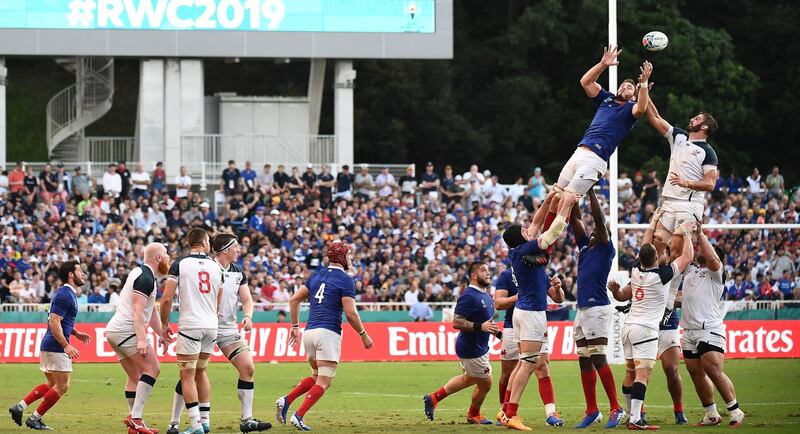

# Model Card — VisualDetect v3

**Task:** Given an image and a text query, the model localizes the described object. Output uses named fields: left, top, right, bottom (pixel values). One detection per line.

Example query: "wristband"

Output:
left=292, top=323, right=300, bottom=329
left=473, top=321, right=483, bottom=332
left=243, top=314, right=252, bottom=319
left=359, top=329, right=367, bottom=336
left=639, top=82, right=648, bottom=88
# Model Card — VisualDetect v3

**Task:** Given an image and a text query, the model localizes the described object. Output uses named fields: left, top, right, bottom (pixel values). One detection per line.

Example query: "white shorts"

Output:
left=501, top=327, right=518, bottom=361
left=512, top=309, right=550, bottom=353
left=176, top=328, right=218, bottom=355
left=657, top=329, right=681, bottom=358
left=659, top=198, right=705, bottom=233
left=40, top=351, right=72, bottom=373
left=460, top=353, right=492, bottom=379
left=303, top=328, right=342, bottom=363
left=106, top=330, right=151, bottom=361
left=622, top=324, right=659, bottom=361
left=557, top=148, right=608, bottom=195
left=573, top=305, right=611, bottom=341
left=216, top=329, right=244, bottom=349
left=682, top=327, right=727, bottom=356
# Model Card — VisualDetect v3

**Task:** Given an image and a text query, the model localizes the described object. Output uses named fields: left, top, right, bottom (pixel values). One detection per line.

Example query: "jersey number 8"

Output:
left=314, top=283, right=326, bottom=303
left=198, top=271, right=211, bottom=294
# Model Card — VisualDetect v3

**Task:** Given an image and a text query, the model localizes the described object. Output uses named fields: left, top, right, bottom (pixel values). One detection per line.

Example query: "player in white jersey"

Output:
left=681, top=226, right=745, bottom=427
left=609, top=219, right=694, bottom=430
left=167, top=233, right=270, bottom=434
left=106, top=243, right=171, bottom=434
left=644, top=99, right=719, bottom=260
left=160, top=228, right=224, bottom=434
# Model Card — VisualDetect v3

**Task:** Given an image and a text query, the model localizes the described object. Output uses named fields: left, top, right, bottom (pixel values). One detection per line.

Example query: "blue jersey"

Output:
left=508, top=240, right=549, bottom=312
left=576, top=234, right=615, bottom=308
left=41, top=285, right=79, bottom=353
left=660, top=309, right=679, bottom=330
left=494, top=269, right=516, bottom=328
left=578, top=89, right=637, bottom=161
left=454, top=285, right=495, bottom=359
left=305, top=267, right=356, bottom=335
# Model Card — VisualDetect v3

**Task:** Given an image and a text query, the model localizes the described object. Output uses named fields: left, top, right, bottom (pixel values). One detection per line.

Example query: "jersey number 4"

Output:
left=198, top=271, right=211, bottom=294
left=634, top=287, right=645, bottom=301
left=314, top=283, right=326, bottom=303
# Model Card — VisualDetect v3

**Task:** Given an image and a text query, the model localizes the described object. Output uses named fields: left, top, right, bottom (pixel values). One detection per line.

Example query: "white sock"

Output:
left=32, top=411, right=42, bottom=419
left=624, top=393, right=632, bottom=413
left=630, top=399, right=644, bottom=423
left=17, top=400, right=27, bottom=409
left=187, top=404, right=201, bottom=429
left=125, top=391, right=136, bottom=413
left=238, top=380, right=255, bottom=420
left=171, top=390, right=185, bottom=424
left=544, top=403, right=556, bottom=417
left=131, top=375, right=156, bottom=419
left=704, top=402, right=719, bottom=417
left=199, top=402, right=210, bottom=424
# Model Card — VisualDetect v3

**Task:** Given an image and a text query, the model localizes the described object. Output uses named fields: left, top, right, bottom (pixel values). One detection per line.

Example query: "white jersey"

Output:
left=167, top=253, right=224, bottom=330
left=661, top=126, right=718, bottom=204
left=680, top=264, right=725, bottom=330
left=218, top=261, right=246, bottom=331
left=626, top=263, right=677, bottom=330
left=106, top=265, right=157, bottom=333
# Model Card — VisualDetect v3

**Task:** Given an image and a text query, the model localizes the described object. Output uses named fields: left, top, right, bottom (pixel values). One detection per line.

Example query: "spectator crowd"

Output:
left=0, top=159, right=798, bottom=314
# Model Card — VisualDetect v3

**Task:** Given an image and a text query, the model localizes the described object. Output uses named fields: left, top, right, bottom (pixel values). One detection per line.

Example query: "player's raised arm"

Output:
left=588, top=188, right=609, bottom=244
left=608, top=280, right=632, bottom=301
left=697, top=227, right=722, bottom=272
left=342, top=297, right=373, bottom=349
left=645, top=97, right=670, bottom=136
left=526, top=189, right=556, bottom=238
left=493, top=288, right=517, bottom=311
left=642, top=207, right=665, bottom=245
left=671, top=221, right=696, bottom=273
left=632, top=61, right=653, bottom=118
left=580, top=44, right=621, bottom=98
left=569, top=196, right=586, bottom=242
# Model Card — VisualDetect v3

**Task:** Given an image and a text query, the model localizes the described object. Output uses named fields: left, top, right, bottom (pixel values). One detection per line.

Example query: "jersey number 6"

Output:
left=198, top=271, right=211, bottom=294
left=634, top=287, right=645, bottom=301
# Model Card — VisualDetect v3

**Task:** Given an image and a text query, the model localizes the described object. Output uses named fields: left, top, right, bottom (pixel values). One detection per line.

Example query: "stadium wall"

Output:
left=1, top=321, right=798, bottom=363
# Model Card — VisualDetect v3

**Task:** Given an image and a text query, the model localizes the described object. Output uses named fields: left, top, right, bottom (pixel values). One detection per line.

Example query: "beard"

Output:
left=477, top=276, right=491, bottom=287
left=687, top=122, right=702, bottom=133
left=73, top=276, right=85, bottom=287
left=158, top=257, right=170, bottom=276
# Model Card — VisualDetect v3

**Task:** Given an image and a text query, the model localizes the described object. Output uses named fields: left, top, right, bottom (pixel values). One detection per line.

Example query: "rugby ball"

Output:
left=642, top=31, right=668, bottom=51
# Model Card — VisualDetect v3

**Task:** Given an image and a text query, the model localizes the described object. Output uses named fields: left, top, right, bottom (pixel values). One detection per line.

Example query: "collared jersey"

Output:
left=578, top=89, right=638, bottom=161
left=168, top=253, right=225, bottom=330
left=626, top=263, right=676, bottom=330
left=681, top=264, right=725, bottom=330
left=454, top=285, right=495, bottom=359
left=508, top=240, right=549, bottom=312
left=106, top=265, right=157, bottom=333
left=494, top=269, right=516, bottom=328
left=218, top=262, right=246, bottom=331
left=305, top=266, right=356, bottom=335
left=576, top=234, right=615, bottom=308
left=41, top=285, right=78, bottom=353
left=662, top=126, right=718, bottom=204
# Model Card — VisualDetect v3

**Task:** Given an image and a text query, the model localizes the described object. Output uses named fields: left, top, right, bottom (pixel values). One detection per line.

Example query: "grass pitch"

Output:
left=1, top=360, right=798, bottom=433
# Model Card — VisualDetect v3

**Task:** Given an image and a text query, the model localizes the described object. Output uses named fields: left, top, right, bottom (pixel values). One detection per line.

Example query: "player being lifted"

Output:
left=167, top=233, right=271, bottom=434
left=500, top=191, right=565, bottom=431
left=680, top=223, right=745, bottom=427
left=8, top=261, right=92, bottom=431
left=275, top=241, right=373, bottom=431
left=105, top=243, right=171, bottom=434
left=423, top=261, right=498, bottom=425
left=570, top=188, right=625, bottom=429
left=540, top=45, right=652, bottom=248
left=160, top=228, right=224, bottom=434
left=609, top=219, right=695, bottom=430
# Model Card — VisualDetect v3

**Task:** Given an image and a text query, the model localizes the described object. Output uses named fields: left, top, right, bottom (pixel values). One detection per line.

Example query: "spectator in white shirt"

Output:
left=258, top=163, right=275, bottom=195
left=483, top=175, right=506, bottom=204
left=130, top=162, right=151, bottom=200
left=354, top=164, right=375, bottom=199
left=375, top=166, right=397, bottom=197
left=618, top=171, right=634, bottom=202
left=0, top=166, right=8, bottom=195
left=746, top=168, right=765, bottom=195
left=174, top=166, right=192, bottom=198
left=102, top=163, right=122, bottom=199
left=508, top=177, right=526, bottom=203
left=461, top=164, right=486, bottom=185
left=404, top=278, right=422, bottom=306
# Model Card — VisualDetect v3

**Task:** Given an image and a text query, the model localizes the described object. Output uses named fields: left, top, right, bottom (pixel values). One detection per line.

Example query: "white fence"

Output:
left=181, top=134, right=337, bottom=167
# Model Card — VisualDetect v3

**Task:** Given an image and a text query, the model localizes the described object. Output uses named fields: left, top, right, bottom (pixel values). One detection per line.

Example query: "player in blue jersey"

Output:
left=657, top=297, right=688, bottom=425
left=493, top=267, right=518, bottom=423
left=8, top=261, right=92, bottom=431
left=423, top=262, right=498, bottom=425
left=540, top=45, right=653, bottom=249
left=275, top=241, right=373, bottom=431
left=500, top=216, right=565, bottom=431
left=569, top=188, right=625, bottom=429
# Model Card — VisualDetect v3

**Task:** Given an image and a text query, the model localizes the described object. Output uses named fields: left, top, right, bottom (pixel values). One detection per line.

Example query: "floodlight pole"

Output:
left=608, top=0, right=619, bottom=270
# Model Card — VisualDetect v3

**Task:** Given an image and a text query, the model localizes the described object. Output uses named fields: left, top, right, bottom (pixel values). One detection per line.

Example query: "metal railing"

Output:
left=4, top=300, right=800, bottom=313
left=87, top=137, right=135, bottom=163
left=46, top=57, right=115, bottom=158
left=181, top=134, right=338, bottom=167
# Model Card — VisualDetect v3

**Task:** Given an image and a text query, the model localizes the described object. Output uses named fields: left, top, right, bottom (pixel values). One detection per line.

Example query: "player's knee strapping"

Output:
left=634, top=359, right=656, bottom=370
left=587, top=344, right=607, bottom=356
left=318, top=366, right=337, bottom=378
left=576, top=346, right=590, bottom=358
left=177, top=359, right=198, bottom=370
left=519, top=352, right=540, bottom=364
left=564, top=186, right=583, bottom=200
left=196, top=358, right=209, bottom=370
left=226, top=341, right=250, bottom=361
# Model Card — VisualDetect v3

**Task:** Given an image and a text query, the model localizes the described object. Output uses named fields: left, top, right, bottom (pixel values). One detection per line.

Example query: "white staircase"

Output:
left=47, top=57, right=114, bottom=162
